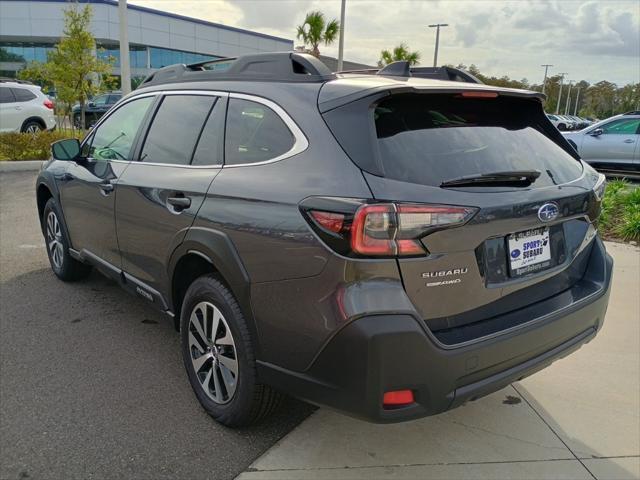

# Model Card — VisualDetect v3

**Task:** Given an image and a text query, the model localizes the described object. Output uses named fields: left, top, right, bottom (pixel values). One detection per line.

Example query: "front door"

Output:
left=58, top=95, right=155, bottom=267
left=115, top=92, right=226, bottom=297
left=580, top=118, right=640, bottom=166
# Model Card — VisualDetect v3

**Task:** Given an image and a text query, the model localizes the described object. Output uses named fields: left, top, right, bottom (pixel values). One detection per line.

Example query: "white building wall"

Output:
left=0, top=0, right=293, bottom=58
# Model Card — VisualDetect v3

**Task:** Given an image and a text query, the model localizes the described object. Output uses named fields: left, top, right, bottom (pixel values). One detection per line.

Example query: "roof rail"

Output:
left=623, top=111, right=640, bottom=115
left=337, top=65, right=483, bottom=84
left=0, top=77, right=34, bottom=85
left=141, top=52, right=336, bottom=87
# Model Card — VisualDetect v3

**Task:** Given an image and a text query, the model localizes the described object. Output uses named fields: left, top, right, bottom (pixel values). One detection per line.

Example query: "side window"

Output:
left=140, top=95, right=215, bottom=166
left=11, top=88, right=37, bottom=102
left=225, top=98, right=295, bottom=165
left=89, top=96, right=154, bottom=161
left=0, top=87, right=15, bottom=103
left=600, top=119, right=640, bottom=135
left=92, top=95, right=108, bottom=107
left=107, top=95, right=120, bottom=105
left=192, top=98, right=226, bottom=166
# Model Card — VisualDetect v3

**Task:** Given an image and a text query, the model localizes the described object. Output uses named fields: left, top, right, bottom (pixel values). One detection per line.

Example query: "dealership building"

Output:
left=0, top=0, right=294, bottom=79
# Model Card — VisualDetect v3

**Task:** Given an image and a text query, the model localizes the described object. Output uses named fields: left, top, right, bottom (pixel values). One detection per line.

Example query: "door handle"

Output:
left=167, top=196, right=191, bottom=208
left=623, top=139, right=635, bottom=143
left=98, top=182, right=114, bottom=194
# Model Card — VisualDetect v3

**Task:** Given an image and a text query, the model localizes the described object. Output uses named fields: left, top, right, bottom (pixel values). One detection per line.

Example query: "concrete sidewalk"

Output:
left=237, top=242, right=640, bottom=480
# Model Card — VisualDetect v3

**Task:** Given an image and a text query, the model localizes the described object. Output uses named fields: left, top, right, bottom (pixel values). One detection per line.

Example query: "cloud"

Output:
left=511, top=1, right=570, bottom=30
left=130, top=0, right=640, bottom=85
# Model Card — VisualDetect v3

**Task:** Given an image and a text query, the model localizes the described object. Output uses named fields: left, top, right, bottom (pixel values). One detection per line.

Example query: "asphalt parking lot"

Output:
left=0, top=171, right=313, bottom=480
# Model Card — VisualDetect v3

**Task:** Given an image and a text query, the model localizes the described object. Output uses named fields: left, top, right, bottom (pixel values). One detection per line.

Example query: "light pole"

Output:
left=118, top=0, right=131, bottom=94
left=573, top=87, right=581, bottom=116
left=564, top=80, right=573, bottom=115
left=428, top=23, right=448, bottom=67
left=337, top=0, right=346, bottom=72
left=540, top=64, right=553, bottom=95
left=555, top=72, right=568, bottom=114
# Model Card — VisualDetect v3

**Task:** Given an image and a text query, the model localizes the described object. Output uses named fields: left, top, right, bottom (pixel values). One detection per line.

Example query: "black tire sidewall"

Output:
left=43, top=198, right=69, bottom=276
left=180, top=276, right=257, bottom=424
left=22, top=121, right=43, bottom=133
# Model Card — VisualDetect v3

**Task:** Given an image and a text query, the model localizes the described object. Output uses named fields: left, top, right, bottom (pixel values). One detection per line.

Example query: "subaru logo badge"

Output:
left=538, top=202, right=559, bottom=222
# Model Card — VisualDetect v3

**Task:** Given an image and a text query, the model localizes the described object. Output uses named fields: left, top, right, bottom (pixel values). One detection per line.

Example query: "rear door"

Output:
left=0, top=86, right=19, bottom=131
left=580, top=118, right=640, bottom=166
left=115, top=91, right=226, bottom=299
left=324, top=91, right=596, bottom=336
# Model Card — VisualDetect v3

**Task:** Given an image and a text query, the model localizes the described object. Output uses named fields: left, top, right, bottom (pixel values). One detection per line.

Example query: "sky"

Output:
left=130, top=0, right=640, bottom=86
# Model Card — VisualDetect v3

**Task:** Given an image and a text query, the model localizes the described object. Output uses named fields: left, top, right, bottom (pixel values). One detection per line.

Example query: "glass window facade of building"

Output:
left=1, top=42, right=57, bottom=63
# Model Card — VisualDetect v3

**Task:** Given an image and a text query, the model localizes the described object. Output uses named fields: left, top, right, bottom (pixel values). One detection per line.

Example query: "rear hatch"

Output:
left=322, top=86, right=602, bottom=343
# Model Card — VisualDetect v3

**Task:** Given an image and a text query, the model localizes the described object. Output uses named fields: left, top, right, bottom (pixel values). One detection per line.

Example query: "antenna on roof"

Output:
left=376, top=61, right=411, bottom=78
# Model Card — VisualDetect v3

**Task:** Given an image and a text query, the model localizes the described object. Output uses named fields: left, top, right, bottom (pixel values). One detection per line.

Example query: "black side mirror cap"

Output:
left=590, top=128, right=603, bottom=137
left=51, top=138, right=81, bottom=161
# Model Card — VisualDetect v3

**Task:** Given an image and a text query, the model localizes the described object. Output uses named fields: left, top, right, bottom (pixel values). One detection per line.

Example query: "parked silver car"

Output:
left=562, top=112, right=639, bottom=170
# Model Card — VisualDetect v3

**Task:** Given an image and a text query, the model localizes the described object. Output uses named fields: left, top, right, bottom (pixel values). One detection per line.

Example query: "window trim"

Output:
left=222, top=92, right=309, bottom=168
left=81, top=90, right=308, bottom=169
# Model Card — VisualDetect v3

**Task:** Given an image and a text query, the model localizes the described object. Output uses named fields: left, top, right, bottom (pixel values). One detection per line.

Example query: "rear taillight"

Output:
left=43, top=99, right=54, bottom=109
left=303, top=200, right=477, bottom=258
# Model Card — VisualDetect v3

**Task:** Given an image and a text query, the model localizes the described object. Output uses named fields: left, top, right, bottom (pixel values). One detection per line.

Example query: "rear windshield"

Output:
left=373, top=93, right=582, bottom=187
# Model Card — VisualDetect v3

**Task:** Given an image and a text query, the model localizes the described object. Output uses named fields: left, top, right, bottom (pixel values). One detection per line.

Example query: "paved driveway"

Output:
left=0, top=171, right=313, bottom=480
left=237, top=242, right=640, bottom=480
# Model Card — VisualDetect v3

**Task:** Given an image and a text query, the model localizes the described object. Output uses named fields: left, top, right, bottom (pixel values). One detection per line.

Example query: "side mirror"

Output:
left=590, top=128, right=603, bottom=137
left=51, top=138, right=81, bottom=161
left=88, top=101, right=95, bottom=108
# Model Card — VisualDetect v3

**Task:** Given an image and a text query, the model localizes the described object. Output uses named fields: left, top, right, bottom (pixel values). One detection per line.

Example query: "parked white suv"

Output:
left=0, top=80, right=56, bottom=133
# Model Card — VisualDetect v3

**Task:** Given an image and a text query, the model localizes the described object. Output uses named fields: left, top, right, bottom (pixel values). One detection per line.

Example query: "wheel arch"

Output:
left=36, top=182, right=53, bottom=225
left=21, top=116, right=46, bottom=131
left=168, top=228, right=257, bottom=348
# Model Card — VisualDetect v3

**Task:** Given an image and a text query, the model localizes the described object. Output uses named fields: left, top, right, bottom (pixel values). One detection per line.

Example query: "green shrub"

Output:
left=0, top=130, right=84, bottom=161
left=600, top=180, right=640, bottom=242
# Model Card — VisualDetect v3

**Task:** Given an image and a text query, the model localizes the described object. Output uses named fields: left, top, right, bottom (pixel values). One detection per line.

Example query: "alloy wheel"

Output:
left=46, top=211, right=64, bottom=269
left=25, top=124, right=41, bottom=134
left=188, top=301, right=238, bottom=404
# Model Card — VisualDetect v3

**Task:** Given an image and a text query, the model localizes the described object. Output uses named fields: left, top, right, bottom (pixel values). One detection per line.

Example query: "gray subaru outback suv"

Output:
left=36, top=52, right=613, bottom=426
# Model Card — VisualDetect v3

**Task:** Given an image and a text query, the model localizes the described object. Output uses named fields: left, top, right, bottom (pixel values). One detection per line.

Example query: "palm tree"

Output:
left=296, top=11, right=340, bottom=58
left=378, top=43, right=421, bottom=67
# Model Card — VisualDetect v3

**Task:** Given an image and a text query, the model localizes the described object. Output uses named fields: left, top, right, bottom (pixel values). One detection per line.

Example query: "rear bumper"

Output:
left=258, top=237, right=613, bottom=423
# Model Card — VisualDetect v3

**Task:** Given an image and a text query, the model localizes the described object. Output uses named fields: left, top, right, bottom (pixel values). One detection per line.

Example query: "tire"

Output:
left=21, top=120, right=43, bottom=134
left=42, top=198, right=92, bottom=281
left=180, top=274, right=283, bottom=427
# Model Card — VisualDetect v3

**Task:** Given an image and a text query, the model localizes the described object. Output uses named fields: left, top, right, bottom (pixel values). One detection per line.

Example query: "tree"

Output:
left=378, top=43, right=421, bottom=67
left=296, top=11, right=340, bottom=57
left=46, top=3, right=113, bottom=129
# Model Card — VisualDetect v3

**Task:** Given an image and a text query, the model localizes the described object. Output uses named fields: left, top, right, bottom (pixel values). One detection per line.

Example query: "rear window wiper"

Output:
left=440, top=170, right=541, bottom=188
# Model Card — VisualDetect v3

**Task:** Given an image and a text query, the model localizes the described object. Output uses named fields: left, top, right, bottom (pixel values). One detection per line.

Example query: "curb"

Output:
left=0, top=161, right=44, bottom=173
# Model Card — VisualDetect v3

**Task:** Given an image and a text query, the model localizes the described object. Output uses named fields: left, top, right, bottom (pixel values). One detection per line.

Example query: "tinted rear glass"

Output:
left=12, top=88, right=37, bottom=102
left=373, top=93, right=583, bottom=187
left=225, top=98, right=294, bottom=165
left=141, top=95, right=215, bottom=165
